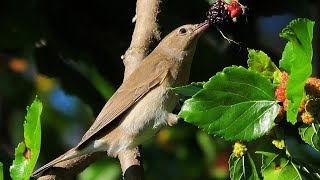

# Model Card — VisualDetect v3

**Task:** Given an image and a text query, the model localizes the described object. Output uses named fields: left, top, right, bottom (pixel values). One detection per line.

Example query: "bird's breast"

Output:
left=119, top=81, right=178, bottom=146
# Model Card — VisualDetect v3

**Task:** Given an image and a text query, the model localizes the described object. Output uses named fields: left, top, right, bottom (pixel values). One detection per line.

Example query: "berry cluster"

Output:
left=274, top=71, right=288, bottom=123
left=305, top=77, right=320, bottom=97
left=206, top=0, right=245, bottom=27
left=274, top=72, right=320, bottom=124
left=275, top=71, right=288, bottom=103
left=206, top=0, right=230, bottom=26
left=296, top=78, right=320, bottom=124
left=300, top=111, right=314, bottom=124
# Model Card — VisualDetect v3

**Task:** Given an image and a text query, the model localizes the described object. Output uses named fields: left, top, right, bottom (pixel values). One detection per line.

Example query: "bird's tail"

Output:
left=31, top=147, right=80, bottom=177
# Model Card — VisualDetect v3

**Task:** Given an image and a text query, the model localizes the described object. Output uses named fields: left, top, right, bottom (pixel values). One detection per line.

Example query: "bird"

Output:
left=32, top=21, right=209, bottom=177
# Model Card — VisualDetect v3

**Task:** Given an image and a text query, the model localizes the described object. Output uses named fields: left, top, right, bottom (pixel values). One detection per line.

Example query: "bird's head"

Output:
left=155, top=22, right=209, bottom=61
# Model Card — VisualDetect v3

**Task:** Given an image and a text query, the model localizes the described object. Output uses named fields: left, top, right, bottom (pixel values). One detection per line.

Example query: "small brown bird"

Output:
left=32, top=22, right=209, bottom=176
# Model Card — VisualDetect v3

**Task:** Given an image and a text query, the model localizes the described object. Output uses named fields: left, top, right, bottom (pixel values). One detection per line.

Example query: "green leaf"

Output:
left=10, top=97, right=42, bottom=180
left=229, top=153, right=260, bottom=180
left=279, top=18, right=315, bottom=124
left=247, top=48, right=282, bottom=84
left=179, top=66, right=279, bottom=141
left=170, top=82, right=204, bottom=98
left=0, top=162, right=3, bottom=180
left=299, top=123, right=320, bottom=152
left=256, top=146, right=302, bottom=180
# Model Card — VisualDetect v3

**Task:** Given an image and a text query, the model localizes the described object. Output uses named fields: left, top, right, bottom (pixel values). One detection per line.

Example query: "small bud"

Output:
left=301, top=111, right=314, bottom=124
left=272, top=139, right=285, bottom=149
left=233, top=141, right=247, bottom=158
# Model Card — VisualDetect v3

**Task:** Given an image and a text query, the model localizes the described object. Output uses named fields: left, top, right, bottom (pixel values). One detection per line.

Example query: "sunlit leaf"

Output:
left=247, top=48, right=281, bottom=84
left=179, top=66, right=279, bottom=141
left=279, top=18, right=315, bottom=124
left=10, top=97, right=42, bottom=180
left=256, top=145, right=302, bottom=180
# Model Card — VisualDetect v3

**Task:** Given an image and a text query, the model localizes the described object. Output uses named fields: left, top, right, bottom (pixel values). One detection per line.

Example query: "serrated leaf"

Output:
left=0, top=162, right=3, bottom=180
left=10, top=97, right=42, bottom=180
left=299, top=123, right=320, bottom=152
left=170, top=82, right=204, bottom=98
left=229, top=153, right=260, bottom=180
left=279, top=18, right=315, bottom=124
left=247, top=49, right=281, bottom=84
left=256, top=147, right=302, bottom=180
left=179, top=66, right=279, bottom=141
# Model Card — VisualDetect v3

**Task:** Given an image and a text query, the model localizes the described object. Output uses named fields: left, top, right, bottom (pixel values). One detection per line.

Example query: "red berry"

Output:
left=275, top=71, right=289, bottom=103
left=226, top=1, right=244, bottom=19
left=275, top=86, right=286, bottom=102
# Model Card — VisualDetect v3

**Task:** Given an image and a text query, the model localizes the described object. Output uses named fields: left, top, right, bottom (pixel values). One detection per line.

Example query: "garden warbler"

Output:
left=32, top=22, right=209, bottom=176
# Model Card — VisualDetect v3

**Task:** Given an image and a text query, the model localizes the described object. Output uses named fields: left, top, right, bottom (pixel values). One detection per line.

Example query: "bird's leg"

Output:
left=166, top=113, right=179, bottom=126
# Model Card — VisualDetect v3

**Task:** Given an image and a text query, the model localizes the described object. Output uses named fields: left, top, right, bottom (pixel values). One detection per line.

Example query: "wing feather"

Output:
left=77, top=58, right=173, bottom=147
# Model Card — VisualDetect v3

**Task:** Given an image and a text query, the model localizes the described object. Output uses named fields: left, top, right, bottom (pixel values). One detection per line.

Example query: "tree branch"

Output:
left=122, top=0, right=161, bottom=80
left=37, top=0, right=162, bottom=179
left=38, top=152, right=106, bottom=180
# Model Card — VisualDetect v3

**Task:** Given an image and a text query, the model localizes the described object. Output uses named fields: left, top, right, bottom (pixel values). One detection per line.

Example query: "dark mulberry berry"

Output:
left=206, top=0, right=231, bottom=26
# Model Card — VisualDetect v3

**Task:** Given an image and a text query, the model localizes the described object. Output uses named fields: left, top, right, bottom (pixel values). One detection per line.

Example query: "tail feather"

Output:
left=31, top=148, right=79, bottom=177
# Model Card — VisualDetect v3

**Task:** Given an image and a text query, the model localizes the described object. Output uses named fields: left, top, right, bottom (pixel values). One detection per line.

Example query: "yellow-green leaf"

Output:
left=10, top=97, right=42, bottom=180
left=279, top=18, right=315, bottom=124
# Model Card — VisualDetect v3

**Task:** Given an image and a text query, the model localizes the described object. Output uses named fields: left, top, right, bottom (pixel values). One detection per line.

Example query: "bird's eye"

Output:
left=178, top=28, right=187, bottom=34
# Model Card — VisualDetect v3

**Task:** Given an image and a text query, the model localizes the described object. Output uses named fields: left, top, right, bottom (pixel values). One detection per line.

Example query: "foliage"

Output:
left=299, top=123, right=320, bottom=152
left=279, top=18, right=314, bottom=123
left=229, top=153, right=259, bottom=180
left=179, top=66, right=279, bottom=141
left=9, top=97, right=42, bottom=180
left=174, top=18, right=318, bottom=179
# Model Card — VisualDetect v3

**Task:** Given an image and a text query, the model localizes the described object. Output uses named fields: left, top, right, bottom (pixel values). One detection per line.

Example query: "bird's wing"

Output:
left=77, top=58, right=173, bottom=147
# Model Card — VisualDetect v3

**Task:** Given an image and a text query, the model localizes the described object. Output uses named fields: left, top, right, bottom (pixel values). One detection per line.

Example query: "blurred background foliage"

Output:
left=0, top=0, right=319, bottom=179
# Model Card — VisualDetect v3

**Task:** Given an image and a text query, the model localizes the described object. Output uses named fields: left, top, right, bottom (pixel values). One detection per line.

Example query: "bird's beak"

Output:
left=194, top=21, right=209, bottom=34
